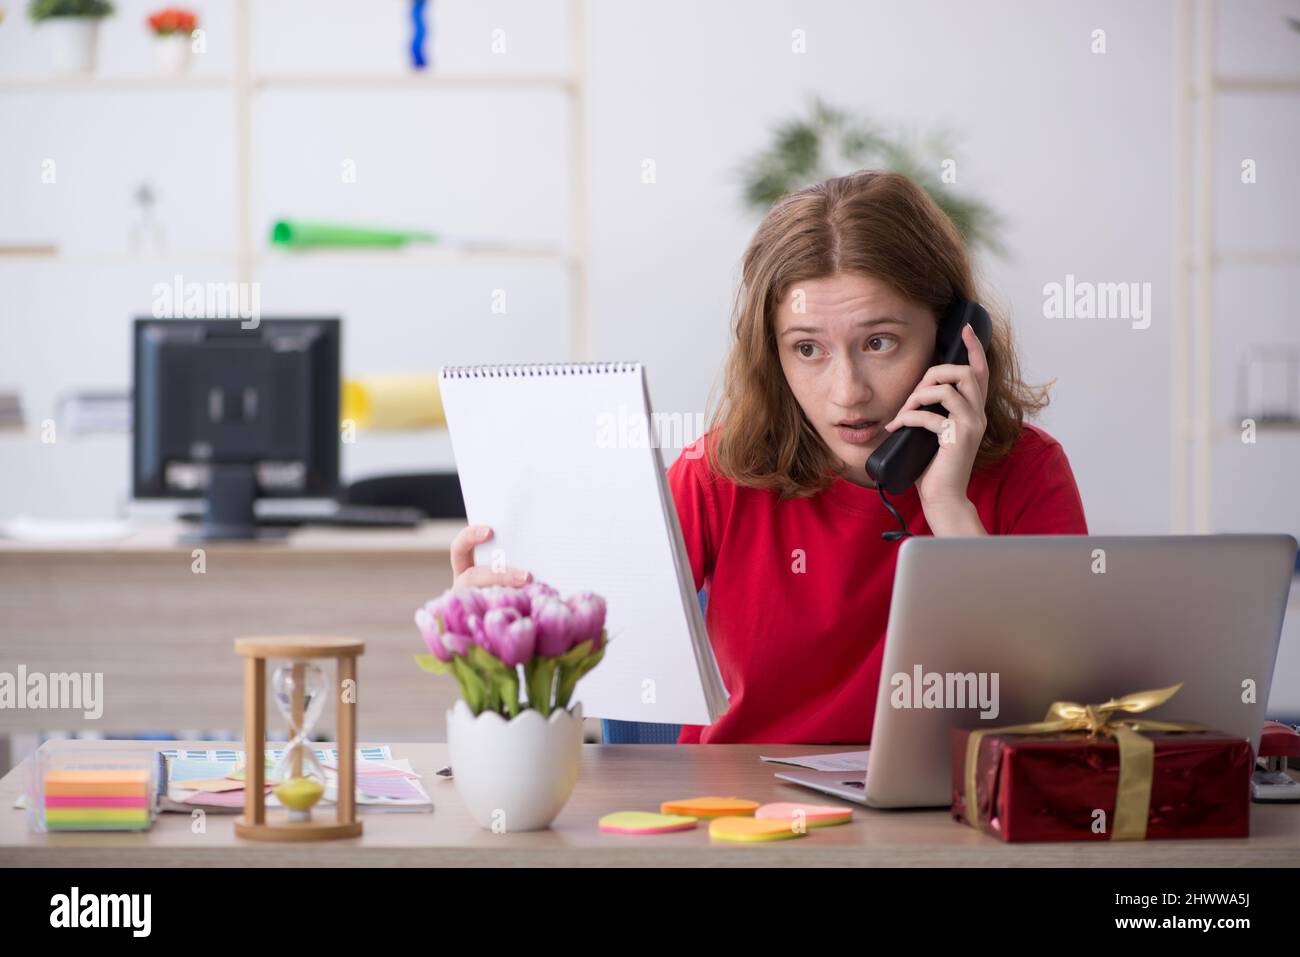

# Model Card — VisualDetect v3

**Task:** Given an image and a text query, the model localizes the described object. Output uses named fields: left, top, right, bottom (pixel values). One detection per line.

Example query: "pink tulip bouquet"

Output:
left=415, top=582, right=608, bottom=719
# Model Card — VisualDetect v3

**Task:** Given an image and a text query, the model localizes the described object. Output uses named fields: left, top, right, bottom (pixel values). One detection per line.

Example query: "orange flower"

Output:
left=147, top=8, right=198, bottom=35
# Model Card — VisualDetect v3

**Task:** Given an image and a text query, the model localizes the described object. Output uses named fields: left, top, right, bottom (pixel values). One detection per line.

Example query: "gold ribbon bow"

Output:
left=962, top=683, right=1206, bottom=841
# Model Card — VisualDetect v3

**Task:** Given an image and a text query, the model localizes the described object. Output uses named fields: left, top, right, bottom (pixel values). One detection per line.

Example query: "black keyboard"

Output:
left=179, top=505, right=425, bottom=529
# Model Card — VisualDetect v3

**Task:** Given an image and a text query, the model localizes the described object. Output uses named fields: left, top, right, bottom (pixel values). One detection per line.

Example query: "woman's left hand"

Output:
left=882, top=323, right=989, bottom=521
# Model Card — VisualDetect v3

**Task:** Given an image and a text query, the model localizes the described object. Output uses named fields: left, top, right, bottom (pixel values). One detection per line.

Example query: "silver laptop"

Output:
left=775, top=534, right=1297, bottom=808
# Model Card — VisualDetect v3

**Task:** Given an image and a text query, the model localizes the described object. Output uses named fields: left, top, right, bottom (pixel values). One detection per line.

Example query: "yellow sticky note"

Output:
left=709, top=816, right=807, bottom=843
left=598, top=811, right=698, bottom=835
left=45, top=808, right=150, bottom=825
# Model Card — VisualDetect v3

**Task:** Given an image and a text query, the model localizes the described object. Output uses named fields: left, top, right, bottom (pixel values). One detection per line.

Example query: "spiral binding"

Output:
left=439, top=362, right=642, bottom=378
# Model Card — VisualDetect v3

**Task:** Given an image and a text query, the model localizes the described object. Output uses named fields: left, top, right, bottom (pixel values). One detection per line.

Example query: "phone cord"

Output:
left=878, top=486, right=912, bottom=542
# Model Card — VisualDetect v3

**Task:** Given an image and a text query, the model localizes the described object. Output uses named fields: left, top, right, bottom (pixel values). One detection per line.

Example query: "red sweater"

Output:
left=668, top=423, right=1088, bottom=745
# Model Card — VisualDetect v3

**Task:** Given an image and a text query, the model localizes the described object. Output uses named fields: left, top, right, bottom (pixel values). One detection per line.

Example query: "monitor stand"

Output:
left=180, top=463, right=288, bottom=543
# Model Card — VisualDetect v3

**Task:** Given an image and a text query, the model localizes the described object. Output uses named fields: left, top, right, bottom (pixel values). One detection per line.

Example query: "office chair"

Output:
left=341, top=471, right=467, bottom=519
left=600, top=587, right=707, bottom=744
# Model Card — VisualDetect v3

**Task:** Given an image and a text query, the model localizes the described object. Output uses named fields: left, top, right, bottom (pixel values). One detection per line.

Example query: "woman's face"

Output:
left=774, top=271, right=938, bottom=487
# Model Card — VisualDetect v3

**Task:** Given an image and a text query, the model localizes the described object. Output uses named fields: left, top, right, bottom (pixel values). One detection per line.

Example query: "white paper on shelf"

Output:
left=0, top=516, right=132, bottom=544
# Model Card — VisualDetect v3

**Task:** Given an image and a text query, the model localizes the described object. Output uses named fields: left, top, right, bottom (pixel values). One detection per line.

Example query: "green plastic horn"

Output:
left=270, top=220, right=438, bottom=248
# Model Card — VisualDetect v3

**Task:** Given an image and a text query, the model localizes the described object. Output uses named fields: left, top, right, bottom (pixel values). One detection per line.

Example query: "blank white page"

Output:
left=438, top=363, right=728, bottom=725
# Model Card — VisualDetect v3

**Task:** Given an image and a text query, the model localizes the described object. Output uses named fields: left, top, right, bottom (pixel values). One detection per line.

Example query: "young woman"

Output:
left=449, top=169, right=1087, bottom=745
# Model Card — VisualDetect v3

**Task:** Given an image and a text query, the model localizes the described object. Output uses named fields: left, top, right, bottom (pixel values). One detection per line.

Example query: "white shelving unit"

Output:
left=2, top=0, right=592, bottom=358
left=1172, top=0, right=1300, bottom=533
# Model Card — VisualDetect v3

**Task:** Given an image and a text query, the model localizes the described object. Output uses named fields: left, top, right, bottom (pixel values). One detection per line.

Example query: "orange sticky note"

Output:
left=755, top=802, right=854, bottom=827
left=45, top=770, right=149, bottom=784
left=709, top=816, right=807, bottom=842
left=660, top=796, right=759, bottom=818
left=598, top=811, right=699, bottom=835
left=43, top=769, right=150, bottom=798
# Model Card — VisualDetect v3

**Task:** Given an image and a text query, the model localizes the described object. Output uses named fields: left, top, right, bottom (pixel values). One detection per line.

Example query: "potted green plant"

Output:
left=739, top=98, right=1005, bottom=256
left=28, top=0, right=114, bottom=75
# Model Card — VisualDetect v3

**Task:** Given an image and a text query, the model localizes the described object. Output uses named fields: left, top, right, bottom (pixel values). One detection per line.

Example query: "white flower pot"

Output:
left=153, top=34, right=192, bottom=76
left=41, top=18, right=101, bottom=76
left=446, top=699, right=583, bottom=832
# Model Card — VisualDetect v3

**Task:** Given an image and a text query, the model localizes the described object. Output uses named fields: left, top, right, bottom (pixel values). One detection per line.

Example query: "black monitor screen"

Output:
left=132, top=318, right=340, bottom=500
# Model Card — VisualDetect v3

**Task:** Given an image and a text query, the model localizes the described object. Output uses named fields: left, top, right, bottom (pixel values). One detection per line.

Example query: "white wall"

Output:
left=1, top=0, right=1297, bottom=540
left=0, top=0, right=575, bottom=517
left=588, top=0, right=1300, bottom=541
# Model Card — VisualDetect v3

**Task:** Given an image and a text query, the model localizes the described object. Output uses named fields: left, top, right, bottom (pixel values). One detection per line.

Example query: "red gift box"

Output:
left=952, top=727, right=1253, bottom=842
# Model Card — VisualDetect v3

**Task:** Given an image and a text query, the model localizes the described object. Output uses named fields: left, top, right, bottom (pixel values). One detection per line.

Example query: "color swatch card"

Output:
left=163, top=754, right=431, bottom=814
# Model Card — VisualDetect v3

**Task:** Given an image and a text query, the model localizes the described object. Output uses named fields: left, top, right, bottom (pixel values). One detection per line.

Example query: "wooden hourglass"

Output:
left=233, top=636, right=365, bottom=841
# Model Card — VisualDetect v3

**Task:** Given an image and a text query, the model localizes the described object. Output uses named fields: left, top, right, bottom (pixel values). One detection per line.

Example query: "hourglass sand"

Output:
left=233, top=636, right=365, bottom=841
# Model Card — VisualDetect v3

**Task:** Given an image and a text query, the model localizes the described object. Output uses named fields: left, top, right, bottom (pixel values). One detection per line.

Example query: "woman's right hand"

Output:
left=449, top=525, right=533, bottom=591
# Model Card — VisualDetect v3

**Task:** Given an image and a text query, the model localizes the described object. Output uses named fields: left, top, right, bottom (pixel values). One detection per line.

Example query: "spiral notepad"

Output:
left=438, top=362, right=728, bottom=725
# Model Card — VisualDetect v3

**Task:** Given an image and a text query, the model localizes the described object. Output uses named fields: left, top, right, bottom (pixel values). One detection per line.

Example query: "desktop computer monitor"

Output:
left=132, top=317, right=341, bottom=540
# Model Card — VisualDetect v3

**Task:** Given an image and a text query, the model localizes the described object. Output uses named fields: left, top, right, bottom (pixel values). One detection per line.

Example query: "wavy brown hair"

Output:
left=706, top=169, right=1050, bottom=498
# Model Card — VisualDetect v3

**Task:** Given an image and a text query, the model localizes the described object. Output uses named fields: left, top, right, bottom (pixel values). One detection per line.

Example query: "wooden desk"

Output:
left=0, top=522, right=464, bottom=751
left=2, top=740, right=1298, bottom=867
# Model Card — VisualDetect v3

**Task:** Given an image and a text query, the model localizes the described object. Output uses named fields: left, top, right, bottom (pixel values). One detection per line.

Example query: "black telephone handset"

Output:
left=865, top=299, right=993, bottom=497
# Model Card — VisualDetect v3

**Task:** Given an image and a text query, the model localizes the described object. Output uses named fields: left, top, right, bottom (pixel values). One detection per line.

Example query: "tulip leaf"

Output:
left=468, top=643, right=506, bottom=675
left=557, top=639, right=593, bottom=667
left=579, top=644, right=606, bottom=676
left=523, top=658, right=537, bottom=703
left=450, top=655, right=488, bottom=715
left=499, top=671, right=521, bottom=719
left=414, top=653, right=450, bottom=675
left=526, top=659, right=559, bottom=716
left=554, top=643, right=607, bottom=709
left=468, top=645, right=513, bottom=713
left=469, top=646, right=522, bottom=718
left=554, top=665, right=578, bottom=711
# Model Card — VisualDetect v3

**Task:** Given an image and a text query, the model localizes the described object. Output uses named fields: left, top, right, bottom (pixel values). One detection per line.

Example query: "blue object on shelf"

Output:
left=600, top=587, right=707, bottom=744
left=410, top=0, right=429, bottom=69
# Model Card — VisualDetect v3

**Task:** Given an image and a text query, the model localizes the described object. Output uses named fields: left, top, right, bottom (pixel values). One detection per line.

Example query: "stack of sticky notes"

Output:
left=43, top=768, right=153, bottom=831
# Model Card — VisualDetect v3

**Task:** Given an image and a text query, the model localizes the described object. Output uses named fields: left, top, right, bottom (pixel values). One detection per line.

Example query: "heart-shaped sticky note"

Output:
left=660, top=796, right=759, bottom=818
left=598, top=811, right=699, bottom=835
left=754, top=802, right=853, bottom=827
left=708, top=816, right=807, bottom=843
